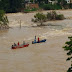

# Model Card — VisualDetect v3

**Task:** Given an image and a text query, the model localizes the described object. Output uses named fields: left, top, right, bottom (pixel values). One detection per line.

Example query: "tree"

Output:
left=0, top=0, right=25, bottom=13
left=32, top=11, right=65, bottom=26
left=34, top=13, right=46, bottom=25
left=37, top=0, right=48, bottom=4
left=0, top=0, right=10, bottom=12
left=47, top=11, right=64, bottom=20
left=57, top=0, right=67, bottom=9
left=0, top=10, right=9, bottom=25
left=63, top=36, right=72, bottom=72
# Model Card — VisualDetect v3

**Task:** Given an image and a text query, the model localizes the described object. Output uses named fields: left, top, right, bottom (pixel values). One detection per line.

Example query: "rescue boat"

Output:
left=12, top=44, right=29, bottom=49
left=32, top=36, right=46, bottom=44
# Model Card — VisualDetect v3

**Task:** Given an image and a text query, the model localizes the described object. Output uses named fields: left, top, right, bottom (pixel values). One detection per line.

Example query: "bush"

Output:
left=24, top=8, right=38, bottom=13
left=31, top=8, right=38, bottom=11
left=52, top=4, right=62, bottom=10
left=32, top=11, right=65, bottom=26
left=51, top=11, right=57, bottom=19
left=42, top=4, right=52, bottom=10
left=34, top=13, right=46, bottom=25
left=0, top=10, right=9, bottom=25
left=40, top=4, right=62, bottom=10
left=46, top=11, right=65, bottom=20
left=56, top=14, right=65, bottom=20
left=69, top=3, right=72, bottom=8
left=47, top=11, right=57, bottom=20
left=47, top=12, right=52, bottom=20
left=31, top=18, right=38, bottom=22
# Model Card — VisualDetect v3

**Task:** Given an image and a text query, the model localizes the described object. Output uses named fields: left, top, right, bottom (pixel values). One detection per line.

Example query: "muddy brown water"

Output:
left=0, top=26, right=71, bottom=72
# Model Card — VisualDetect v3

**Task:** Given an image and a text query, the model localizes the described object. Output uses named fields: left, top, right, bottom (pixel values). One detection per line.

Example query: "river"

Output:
left=0, top=10, right=72, bottom=72
left=0, top=25, right=71, bottom=72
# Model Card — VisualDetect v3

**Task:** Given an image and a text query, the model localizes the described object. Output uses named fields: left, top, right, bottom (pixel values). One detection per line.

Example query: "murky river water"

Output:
left=0, top=25, right=72, bottom=72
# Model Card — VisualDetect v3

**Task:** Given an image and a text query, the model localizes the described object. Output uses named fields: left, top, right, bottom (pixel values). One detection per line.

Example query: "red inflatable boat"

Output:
left=12, top=44, right=29, bottom=49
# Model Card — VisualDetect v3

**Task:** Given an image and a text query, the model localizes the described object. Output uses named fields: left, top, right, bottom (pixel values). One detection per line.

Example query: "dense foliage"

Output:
left=63, top=36, right=72, bottom=72
left=33, top=13, right=46, bottom=25
left=0, top=0, right=72, bottom=13
left=39, top=0, right=72, bottom=10
left=37, top=0, right=48, bottom=4
left=24, top=8, right=38, bottom=13
left=47, top=11, right=65, bottom=20
left=32, top=11, right=65, bottom=26
left=0, top=0, right=25, bottom=13
left=40, top=4, right=62, bottom=10
left=0, top=10, right=9, bottom=25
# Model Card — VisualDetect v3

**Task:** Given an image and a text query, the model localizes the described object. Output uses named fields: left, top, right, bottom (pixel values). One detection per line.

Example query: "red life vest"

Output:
left=18, top=42, right=19, bottom=46
left=38, top=37, right=39, bottom=42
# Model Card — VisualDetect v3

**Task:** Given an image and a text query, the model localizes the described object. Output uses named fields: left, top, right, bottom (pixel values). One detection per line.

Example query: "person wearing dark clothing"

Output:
left=14, top=43, right=16, bottom=46
left=23, top=41, right=25, bottom=45
left=34, top=36, right=36, bottom=42
left=12, top=45, right=14, bottom=48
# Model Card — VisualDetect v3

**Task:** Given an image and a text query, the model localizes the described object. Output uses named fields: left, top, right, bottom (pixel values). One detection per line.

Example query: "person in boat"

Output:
left=12, top=45, right=14, bottom=48
left=38, top=37, right=40, bottom=42
left=14, top=43, right=16, bottom=46
left=34, top=36, right=36, bottom=42
left=32, top=36, right=36, bottom=44
left=23, top=41, right=25, bottom=45
left=18, top=42, right=19, bottom=46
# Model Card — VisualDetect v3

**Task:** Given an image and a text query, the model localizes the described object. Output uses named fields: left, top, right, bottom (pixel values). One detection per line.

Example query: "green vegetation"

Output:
left=0, top=10, right=9, bottom=29
left=0, top=0, right=72, bottom=13
left=57, top=0, right=67, bottom=8
left=32, top=13, right=46, bottom=25
left=47, top=11, right=57, bottom=20
left=37, top=0, right=48, bottom=4
left=40, top=4, right=62, bottom=10
left=63, top=36, right=72, bottom=72
left=32, top=11, right=65, bottom=26
left=39, top=0, right=72, bottom=10
left=56, top=14, right=65, bottom=20
left=24, top=8, right=38, bottom=13
left=0, top=0, right=25, bottom=13
left=47, top=11, right=65, bottom=20
left=0, top=10, right=9, bottom=25
left=69, top=3, right=72, bottom=9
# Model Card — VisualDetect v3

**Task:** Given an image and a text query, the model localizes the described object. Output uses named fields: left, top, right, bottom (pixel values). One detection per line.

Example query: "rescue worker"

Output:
left=12, top=45, right=14, bottom=48
left=18, top=42, right=19, bottom=46
left=34, top=36, right=36, bottom=42
left=14, top=43, right=16, bottom=46
left=38, top=37, right=40, bottom=42
left=23, top=41, right=25, bottom=45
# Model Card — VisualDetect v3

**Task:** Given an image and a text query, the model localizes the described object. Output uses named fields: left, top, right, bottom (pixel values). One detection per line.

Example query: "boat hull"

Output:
left=12, top=44, right=29, bottom=49
left=32, top=39, right=46, bottom=44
